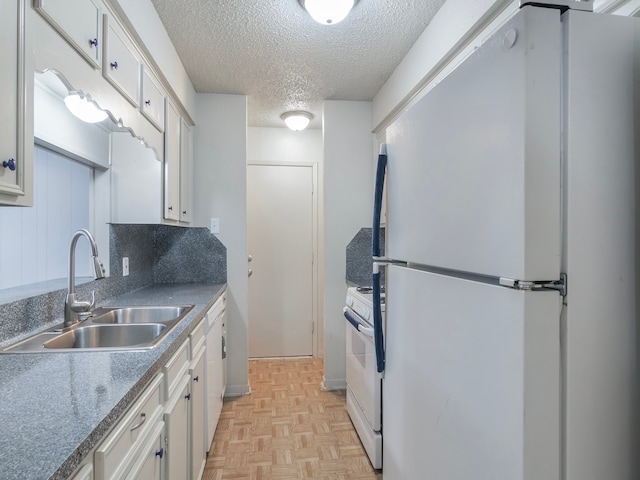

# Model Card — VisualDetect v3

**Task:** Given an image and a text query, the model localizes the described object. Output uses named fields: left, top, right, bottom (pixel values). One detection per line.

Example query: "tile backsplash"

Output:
left=0, top=224, right=226, bottom=345
left=346, top=227, right=385, bottom=286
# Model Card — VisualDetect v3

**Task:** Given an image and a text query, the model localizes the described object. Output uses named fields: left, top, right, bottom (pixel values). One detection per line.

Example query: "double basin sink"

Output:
left=1, top=305, right=194, bottom=353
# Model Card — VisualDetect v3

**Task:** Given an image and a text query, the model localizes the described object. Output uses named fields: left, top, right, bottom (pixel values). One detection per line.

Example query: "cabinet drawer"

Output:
left=69, top=463, right=93, bottom=480
left=141, top=68, right=165, bottom=132
left=163, top=339, right=190, bottom=399
left=190, top=319, right=206, bottom=357
left=94, top=374, right=163, bottom=480
left=124, top=421, right=164, bottom=480
left=35, top=0, right=102, bottom=68
left=103, top=16, right=140, bottom=107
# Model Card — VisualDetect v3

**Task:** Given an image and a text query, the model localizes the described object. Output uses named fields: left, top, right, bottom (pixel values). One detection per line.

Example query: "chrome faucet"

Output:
left=64, top=229, right=106, bottom=328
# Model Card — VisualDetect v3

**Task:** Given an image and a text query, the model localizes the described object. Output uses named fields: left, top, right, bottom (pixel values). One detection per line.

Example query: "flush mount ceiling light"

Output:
left=298, top=0, right=358, bottom=25
left=281, top=111, right=313, bottom=131
left=64, top=92, right=108, bottom=123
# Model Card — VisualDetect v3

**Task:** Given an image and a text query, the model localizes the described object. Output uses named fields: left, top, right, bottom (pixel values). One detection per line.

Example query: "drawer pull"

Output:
left=193, top=375, right=199, bottom=382
left=145, top=99, right=151, bottom=106
left=184, top=393, right=191, bottom=400
left=129, top=412, right=146, bottom=431
left=155, top=447, right=164, bottom=459
left=110, top=61, right=118, bottom=70
left=89, top=38, right=98, bottom=48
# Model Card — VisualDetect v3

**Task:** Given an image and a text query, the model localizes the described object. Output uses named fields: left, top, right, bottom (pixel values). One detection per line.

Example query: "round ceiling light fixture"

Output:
left=298, top=0, right=358, bottom=26
left=64, top=93, right=108, bottom=123
left=281, top=111, right=313, bottom=131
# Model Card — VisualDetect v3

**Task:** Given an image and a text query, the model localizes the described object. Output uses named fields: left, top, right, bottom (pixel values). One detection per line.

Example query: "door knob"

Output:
left=248, top=268, right=253, bottom=277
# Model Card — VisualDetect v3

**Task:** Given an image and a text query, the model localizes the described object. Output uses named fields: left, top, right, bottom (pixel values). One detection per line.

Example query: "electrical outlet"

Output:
left=210, top=218, right=220, bottom=234
left=122, top=257, right=129, bottom=277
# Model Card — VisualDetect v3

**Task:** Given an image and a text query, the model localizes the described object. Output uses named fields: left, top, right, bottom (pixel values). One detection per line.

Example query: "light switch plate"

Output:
left=122, top=257, right=129, bottom=276
left=210, top=218, right=220, bottom=234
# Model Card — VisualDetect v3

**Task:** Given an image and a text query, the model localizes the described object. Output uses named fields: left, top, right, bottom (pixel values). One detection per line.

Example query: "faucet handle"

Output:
left=69, top=291, right=96, bottom=313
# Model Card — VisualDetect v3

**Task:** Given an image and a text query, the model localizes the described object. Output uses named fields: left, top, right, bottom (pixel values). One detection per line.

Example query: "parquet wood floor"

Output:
left=203, top=358, right=383, bottom=480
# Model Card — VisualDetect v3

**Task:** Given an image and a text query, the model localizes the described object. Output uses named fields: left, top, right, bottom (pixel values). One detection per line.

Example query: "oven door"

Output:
left=344, top=307, right=381, bottom=431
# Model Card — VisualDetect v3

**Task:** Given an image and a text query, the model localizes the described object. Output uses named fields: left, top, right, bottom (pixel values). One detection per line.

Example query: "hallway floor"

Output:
left=203, top=357, right=382, bottom=479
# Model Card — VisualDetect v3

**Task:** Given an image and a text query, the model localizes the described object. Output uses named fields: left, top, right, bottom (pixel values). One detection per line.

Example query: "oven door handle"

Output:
left=343, top=307, right=374, bottom=338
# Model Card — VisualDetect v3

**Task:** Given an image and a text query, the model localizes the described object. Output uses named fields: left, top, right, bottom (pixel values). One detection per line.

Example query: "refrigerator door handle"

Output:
left=372, top=144, right=387, bottom=259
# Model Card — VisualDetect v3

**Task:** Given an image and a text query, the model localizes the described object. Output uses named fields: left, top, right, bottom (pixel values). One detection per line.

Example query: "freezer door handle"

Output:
left=343, top=307, right=374, bottom=338
left=372, top=144, right=387, bottom=258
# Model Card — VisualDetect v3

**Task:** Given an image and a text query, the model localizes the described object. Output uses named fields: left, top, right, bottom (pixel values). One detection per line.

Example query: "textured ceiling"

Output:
left=149, top=0, right=447, bottom=129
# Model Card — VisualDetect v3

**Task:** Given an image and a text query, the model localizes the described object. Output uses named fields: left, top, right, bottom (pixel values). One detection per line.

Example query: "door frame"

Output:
left=247, top=161, right=319, bottom=357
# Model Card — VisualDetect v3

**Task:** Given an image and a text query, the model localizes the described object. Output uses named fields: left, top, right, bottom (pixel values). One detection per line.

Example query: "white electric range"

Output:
left=344, top=286, right=385, bottom=469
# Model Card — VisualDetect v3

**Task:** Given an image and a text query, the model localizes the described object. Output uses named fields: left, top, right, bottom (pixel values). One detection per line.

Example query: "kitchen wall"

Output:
left=193, top=93, right=249, bottom=396
left=323, top=100, right=374, bottom=389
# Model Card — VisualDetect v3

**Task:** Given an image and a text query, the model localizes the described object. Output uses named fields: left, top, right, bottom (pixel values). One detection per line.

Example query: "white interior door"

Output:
left=248, top=164, right=314, bottom=357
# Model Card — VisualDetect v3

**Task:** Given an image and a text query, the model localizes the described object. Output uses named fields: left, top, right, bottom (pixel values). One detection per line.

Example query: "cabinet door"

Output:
left=179, top=118, right=192, bottom=223
left=34, top=0, right=102, bottom=68
left=0, top=0, right=32, bottom=206
left=164, top=100, right=180, bottom=221
left=191, top=347, right=206, bottom=480
left=103, top=16, right=140, bottom=107
left=164, top=374, right=190, bottom=480
left=125, top=422, right=164, bottom=480
left=141, top=68, right=165, bottom=132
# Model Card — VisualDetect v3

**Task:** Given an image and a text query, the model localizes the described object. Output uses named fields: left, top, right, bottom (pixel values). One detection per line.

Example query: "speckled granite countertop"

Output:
left=0, top=283, right=226, bottom=480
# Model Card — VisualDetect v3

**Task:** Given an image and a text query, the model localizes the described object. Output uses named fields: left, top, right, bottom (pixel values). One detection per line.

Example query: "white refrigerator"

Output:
left=374, top=5, right=639, bottom=480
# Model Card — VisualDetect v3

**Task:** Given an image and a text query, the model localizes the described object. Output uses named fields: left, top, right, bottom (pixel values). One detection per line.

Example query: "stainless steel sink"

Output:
left=0, top=304, right=194, bottom=353
left=90, top=306, right=191, bottom=324
left=43, top=324, right=167, bottom=349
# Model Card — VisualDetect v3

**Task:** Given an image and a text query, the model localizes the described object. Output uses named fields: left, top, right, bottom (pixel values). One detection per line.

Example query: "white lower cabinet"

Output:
left=94, top=374, right=164, bottom=480
left=124, top=421, right=164, bottom=480
left=164, top=373, right=191, bottom=479
left=69, top=316, right=219, bottom=480
left=190, top=323, right=207, bottom=480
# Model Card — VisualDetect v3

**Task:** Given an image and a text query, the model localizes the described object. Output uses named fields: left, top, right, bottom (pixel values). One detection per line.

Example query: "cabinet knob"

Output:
left=184, top=393, right=191, bottom=400
left=2, top=158, right=16, bottom=171
left=193, top=375, right=199, bottom=382
left=145, top=99, right=151, bottom=106
left=182, top=210, right=187, bottom=215
left=155, top=448, right=164, bottom=459
left=89, top=38, right=98, bottom=48
left=168, top=206, right=173, bottom=211
left=110, top=61, right=118, bottom=70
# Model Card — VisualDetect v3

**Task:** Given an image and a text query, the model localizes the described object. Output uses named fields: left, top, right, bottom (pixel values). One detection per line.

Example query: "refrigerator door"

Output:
left=383, top=265, right=561, bottom=480
left=386, top=6, right=561, bottom=281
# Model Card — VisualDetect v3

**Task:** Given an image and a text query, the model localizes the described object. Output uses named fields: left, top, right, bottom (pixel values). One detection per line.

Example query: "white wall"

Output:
left=247, top=127, right=324, bottom=355
left=322, top=101, right=374, bottom=389
left=193, top=93, right=249, bottom=396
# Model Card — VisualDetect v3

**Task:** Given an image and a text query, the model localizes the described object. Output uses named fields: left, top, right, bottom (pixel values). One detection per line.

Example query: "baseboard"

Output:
left=322, top=377, right=346, bottom=391
left=224, top=383, right=251, bottom=397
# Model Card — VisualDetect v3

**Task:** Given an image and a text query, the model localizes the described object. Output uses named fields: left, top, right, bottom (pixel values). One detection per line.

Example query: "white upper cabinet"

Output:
left=164, top=99, right=181, bottom=221
left=141, top=67, right=165, bottom=132
left=34, top=0, right=102, bottom=69
left=102, top=15, right=140, bottom=107
left=0, top=0, right=33, bottom=206
left=179, top=118, right=193, bottom=223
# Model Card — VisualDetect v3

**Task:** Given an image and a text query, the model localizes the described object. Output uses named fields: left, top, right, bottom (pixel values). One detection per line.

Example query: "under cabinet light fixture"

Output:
left=298, top=0, right=357, bottom=25
left=281, top=111, right=313, bottom=131
left=64, top=93, right=108, bottom=123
